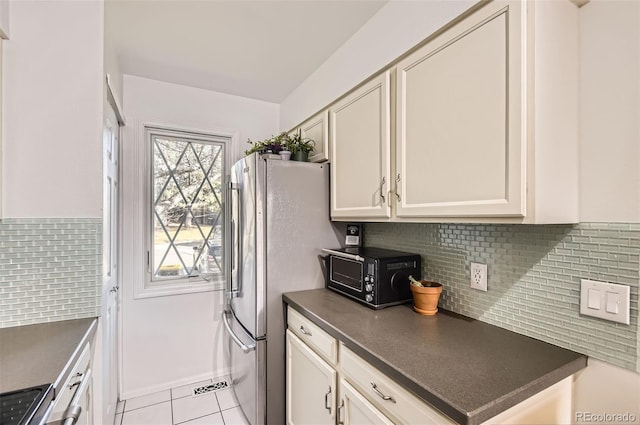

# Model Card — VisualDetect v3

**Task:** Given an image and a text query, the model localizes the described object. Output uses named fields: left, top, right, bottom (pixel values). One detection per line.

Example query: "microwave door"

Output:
left=330, top=256, right=364, bottom=292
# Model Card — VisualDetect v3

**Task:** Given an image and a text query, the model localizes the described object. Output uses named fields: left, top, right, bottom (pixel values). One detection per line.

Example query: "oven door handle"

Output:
left=321, top=249, right=364, bottom=262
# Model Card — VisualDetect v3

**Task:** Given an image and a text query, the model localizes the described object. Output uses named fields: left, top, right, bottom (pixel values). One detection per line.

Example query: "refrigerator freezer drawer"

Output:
left=222, top=311, right=266, bottom=425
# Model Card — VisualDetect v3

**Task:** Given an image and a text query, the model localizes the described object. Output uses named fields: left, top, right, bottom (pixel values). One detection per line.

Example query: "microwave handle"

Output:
left=321, top=248, right=364, bottom=262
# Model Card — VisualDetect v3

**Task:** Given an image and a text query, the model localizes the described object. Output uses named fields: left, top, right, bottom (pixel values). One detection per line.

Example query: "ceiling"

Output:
left=105, top=0, right=388, bottom=103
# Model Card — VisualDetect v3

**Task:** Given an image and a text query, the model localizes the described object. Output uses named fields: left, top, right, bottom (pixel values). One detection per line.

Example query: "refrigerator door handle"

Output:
left=228, top=182, right=241, bottom=299
left=228, top=218, right=239, bottom=299
left=222, top=311, right=256, bottom=353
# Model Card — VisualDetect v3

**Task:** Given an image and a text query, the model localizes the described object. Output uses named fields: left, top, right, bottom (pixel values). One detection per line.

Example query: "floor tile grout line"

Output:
left=116, top=403, right=125, bottom=425
left=170, top=390, right=175, bottom=425
left=173, top=411, right=224, bottom=425
left=120, top=377, right=233, bottom=425
left=123, top=399, right=172, bottom=413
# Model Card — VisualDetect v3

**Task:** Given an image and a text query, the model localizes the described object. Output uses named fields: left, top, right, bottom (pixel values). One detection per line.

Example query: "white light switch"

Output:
left=580, top=279, right=630, bottom=325
left=605, top=292, right=619, bottom=314
left=587, top=288, right=601, bottom=309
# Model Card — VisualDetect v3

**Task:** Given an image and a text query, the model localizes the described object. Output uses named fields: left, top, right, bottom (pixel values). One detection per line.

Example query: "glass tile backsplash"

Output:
left=365, top=222, right=640, bottom=372
left=0, top=218, right=102, bottom=328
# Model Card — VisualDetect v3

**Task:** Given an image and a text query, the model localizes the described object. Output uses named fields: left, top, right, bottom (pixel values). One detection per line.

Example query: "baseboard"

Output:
left=120, top=367, right=230, bottom=401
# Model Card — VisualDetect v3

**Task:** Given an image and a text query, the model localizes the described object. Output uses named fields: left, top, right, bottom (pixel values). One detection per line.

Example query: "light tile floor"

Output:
left=115, top=377, right=249, bottom=425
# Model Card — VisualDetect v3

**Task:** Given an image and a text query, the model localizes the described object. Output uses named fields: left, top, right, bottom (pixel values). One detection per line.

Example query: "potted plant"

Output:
left=408, top=275, right=442, bottom=315
left=245, top=132, right=289, bottom=156
left=286, top=129, right=315, bottom=162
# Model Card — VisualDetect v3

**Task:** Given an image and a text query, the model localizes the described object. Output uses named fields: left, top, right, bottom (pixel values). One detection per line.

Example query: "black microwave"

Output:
left=322, top=247, right=421, bottom=309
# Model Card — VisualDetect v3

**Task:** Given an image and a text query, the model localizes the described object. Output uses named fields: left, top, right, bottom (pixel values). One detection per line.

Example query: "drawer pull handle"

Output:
left=68, top=381, right=81, bottom=390
left=337, top=400, right=345, bottom=425
left=324, top=387, right=332, bottom=411
left=371, top=382, right=396, bottom=403
left=299, top=326, right=312, bottom=336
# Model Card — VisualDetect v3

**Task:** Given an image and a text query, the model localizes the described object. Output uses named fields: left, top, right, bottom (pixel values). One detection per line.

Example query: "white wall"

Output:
left=104, top=4, right=123, bottom=111
left=575, top=2, right=640, bottom=413
left=574, top=359, right=640, bottom=422
left=578, top=0, right=640, bottom=223
left=120, top=75, right=279, bottom=397
left=280, top=0, right=478, bottom=130
left=0, top=0, right=9, bottom=39
left=2, top=0, right=103, bottom=218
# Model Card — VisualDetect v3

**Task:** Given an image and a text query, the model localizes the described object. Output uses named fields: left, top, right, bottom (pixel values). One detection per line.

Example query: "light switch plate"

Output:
left=580, top=279, right=630, bottom=325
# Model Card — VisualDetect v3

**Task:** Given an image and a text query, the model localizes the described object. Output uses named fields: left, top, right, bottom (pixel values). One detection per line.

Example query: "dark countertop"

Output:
left=283, top=289, right=587, bottom=425
left=0, top=318, right=97, bottom=396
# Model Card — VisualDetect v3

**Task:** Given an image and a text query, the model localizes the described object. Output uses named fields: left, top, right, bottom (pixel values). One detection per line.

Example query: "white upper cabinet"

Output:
left=325, top=0, right=579, bottom=224
left=395, top=0, right=578, bottom=223
left=396, top=3, right=523, bottom=218
left=300, top=110, right=329, bottom=163
left=330, top=71, right=391, bottom=220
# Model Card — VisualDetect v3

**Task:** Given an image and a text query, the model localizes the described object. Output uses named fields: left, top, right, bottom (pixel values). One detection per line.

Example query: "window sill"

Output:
left=133, top=277, right=225, bottom=299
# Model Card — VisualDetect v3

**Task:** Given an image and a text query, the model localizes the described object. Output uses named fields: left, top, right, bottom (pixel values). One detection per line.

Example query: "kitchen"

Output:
left=0, top=0, right=639, bottom=425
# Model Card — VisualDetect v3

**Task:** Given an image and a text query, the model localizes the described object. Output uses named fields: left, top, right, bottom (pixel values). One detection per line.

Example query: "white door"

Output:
left=102, top=101, right=120, bottom=425
left=339, top=379, right=394, bottom=425
left=395, top=1, right=525, bottom=218
left=301, top=110, right=329, bottom=163
left=330, top=71, right=391, bottom=220
left=286, top=330, right=336, bottom=425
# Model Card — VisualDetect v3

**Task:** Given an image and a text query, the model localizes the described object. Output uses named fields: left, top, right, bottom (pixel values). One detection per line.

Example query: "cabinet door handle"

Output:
left=324, top=387, right=332, bottom=412
left=337, top=400, right=345, bottom=425
left=395, top=174, right=401, bottom=202
left=379, top=177, right=386, bottom=204
left=299, top=326, right=312, bottom=336
left=371, top=382, right=396, bottom=403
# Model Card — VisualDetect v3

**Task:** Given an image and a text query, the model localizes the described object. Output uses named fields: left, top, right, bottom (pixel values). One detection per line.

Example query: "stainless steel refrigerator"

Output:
left=221, top=153, right=343, bottom=425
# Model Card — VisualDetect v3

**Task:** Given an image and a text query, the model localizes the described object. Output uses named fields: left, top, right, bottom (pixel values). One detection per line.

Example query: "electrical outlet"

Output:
left=470, top=262, right=488, bottom=291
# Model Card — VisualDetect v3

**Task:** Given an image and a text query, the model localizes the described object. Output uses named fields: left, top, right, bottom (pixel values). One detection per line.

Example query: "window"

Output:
left=147, top=127, right=228, bottom=292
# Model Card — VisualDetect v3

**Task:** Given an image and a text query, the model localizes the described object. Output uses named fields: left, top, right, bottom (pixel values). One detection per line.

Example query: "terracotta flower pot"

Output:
left=410, top=281, right=442, bottom=316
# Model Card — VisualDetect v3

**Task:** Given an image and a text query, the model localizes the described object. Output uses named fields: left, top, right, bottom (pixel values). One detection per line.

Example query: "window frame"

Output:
left=135, top=125, right=232, bottom=299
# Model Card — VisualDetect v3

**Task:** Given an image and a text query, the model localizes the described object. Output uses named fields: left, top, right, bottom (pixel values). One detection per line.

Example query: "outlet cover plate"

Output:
left=470, top=262, right=488, bottom=291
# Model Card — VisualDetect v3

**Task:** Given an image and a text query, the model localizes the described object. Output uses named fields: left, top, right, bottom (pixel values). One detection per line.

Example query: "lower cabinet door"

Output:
left=286, top=330, right=336, bottom=425
left=339, top=379, right=394, bottom=425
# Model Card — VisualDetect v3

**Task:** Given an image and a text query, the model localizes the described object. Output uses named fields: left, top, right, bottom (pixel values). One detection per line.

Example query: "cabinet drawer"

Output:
left=287, top=307, right=337, bottom=365
left=340, top=345, right=455, bottom=425
left=49, top=343, right=91, bottom=421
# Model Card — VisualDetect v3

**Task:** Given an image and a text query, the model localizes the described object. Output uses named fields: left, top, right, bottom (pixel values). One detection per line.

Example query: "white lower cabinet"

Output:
left=286, top=306, right=576, bottom=425
left=338, top=379, right=394, bottom=425
left=286, top=330, right=337, bottom=425
left=47, top=343, right=93, bottom=425
left=340, top=345, right=455, bottom=425
left=286, top=307, right=450, bottom=425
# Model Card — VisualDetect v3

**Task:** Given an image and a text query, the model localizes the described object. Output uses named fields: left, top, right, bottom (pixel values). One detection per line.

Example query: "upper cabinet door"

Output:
left=301, top=110, right=329, bottom=163
left=395, top=2, right=525, bottom=218
left=330, top=71, right=391, bottom=220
